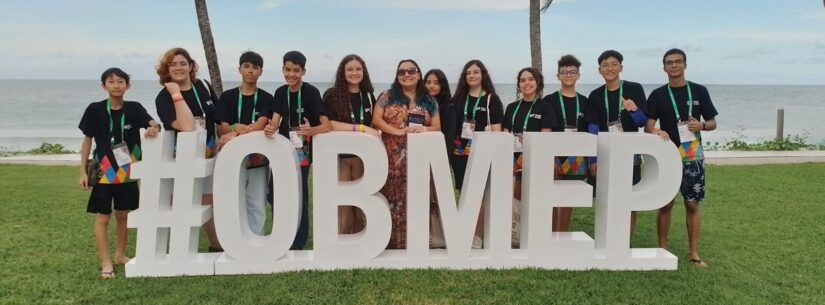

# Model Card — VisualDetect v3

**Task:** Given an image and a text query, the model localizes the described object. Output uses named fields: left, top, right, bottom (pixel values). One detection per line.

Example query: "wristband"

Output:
left=701, top=122, right=706, bottom=130
left=352, top=124, right=356, bottom=132
left=171, top=93, right=184, bottom=103
left=359, top=124, right=365, bottom=132
left=231, top=124, right=236, bottom=131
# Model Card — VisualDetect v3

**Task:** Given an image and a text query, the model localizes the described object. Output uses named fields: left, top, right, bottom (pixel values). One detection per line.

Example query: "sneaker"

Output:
left=472, top=236, right=483, bottom=249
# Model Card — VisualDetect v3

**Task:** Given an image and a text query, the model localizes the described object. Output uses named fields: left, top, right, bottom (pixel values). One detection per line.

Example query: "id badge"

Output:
left=461, top=119, right=475, bottom=139
left=564, top=125, right=577, bottom=133
left=607, top=120, right=623, bottom=132
left=678, top=122, right=697, bottom=143
left=194, top=116, right=206, bottom=131
left=408, top=112, right=425, bottom=128
left=513, top=133, right=524, bottom=153
left=111, top=143, right=132, bottom=167
left=289, top=127, right=303, bottom=148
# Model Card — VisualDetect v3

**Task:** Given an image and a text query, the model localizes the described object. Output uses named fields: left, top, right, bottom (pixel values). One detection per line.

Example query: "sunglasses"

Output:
left=397, top=68, right=418, bottom=77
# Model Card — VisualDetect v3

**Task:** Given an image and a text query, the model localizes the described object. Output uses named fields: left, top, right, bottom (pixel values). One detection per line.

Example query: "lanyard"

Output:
left=511, top=98, right=537, bottom=132
left=286, top=84, right=303, bottom=126
left=557, top=91, right=580, bottom=126
left=603, top=81, right=624, bottom=123
left=190, top=83, right=205, bottom=115
left=106, top=99, right=125, bottom=144
left=667, top=81, right=693, bottom=122
left=463, top=91, right=485, bottom=120
left=350, top=92, right=365, bottom=124
left=237, top=88, right=259, bottom=124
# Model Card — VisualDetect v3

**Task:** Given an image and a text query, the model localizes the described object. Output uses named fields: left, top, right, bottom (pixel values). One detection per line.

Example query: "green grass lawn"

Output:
left=1, top=164, right=823, bottom=305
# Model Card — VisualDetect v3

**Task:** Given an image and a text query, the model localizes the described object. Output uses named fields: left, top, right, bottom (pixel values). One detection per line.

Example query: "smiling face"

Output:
left=282, top=61, right=305, bottom=88
left=425, top=74, right=441, bottom=97
left=102, top=74, right=130, bottom=98
left=518, top=70, right=538, bottom=99
left=344, top=59, right=363, bottom=87
left=396, top=61, right=420, bottom=89
left=663, top=53, right=687, bottom=79
left=557, top=66, right=580, bottom=87
left=598, top=56, right=623, bottom=83
left=239, top=62, right=262, bottom=84
left=168, top=54, right=192, bottom=84
left=465, top=64, right=482, bottom=89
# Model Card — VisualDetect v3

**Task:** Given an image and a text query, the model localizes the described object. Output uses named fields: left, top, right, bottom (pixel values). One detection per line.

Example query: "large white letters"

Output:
left=126, top=130, right=683, bottom=277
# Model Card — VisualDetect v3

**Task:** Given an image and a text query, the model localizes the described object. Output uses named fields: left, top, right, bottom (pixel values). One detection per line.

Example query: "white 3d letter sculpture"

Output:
left=126, top=130, right=682, bottom=277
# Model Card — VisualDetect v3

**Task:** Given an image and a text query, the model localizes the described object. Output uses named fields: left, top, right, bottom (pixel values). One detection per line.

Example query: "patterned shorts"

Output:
left=680, top=160, right=705, bottom=202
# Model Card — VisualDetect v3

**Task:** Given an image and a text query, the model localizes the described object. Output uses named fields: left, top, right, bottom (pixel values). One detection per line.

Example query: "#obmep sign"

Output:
left=127, top=130, right=683, bottom=277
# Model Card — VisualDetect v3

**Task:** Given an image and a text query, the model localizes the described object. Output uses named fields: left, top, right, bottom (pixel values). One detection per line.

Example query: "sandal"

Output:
left=100, top=270, right=116, bottom=279
left=688, top=258, right=708, bottom=268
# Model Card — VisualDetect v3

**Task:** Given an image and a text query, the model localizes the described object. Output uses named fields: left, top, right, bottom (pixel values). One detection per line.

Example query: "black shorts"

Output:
left=680, top=160, right=705, bottom=202
left=87, top=182, right=139, bottom=214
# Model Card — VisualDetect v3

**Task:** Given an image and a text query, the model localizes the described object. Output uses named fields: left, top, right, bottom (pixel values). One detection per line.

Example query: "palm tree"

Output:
left=529, top=0, right=554, bottom=76
left=194, top=0, right=223, bottom=95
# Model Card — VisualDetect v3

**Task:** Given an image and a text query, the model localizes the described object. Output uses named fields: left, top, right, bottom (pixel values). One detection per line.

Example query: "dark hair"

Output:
left=515, top=67, right=544, bottom=98
left=662, top=48, right=687, bottom=64
left=323, top=54, right=375, bottom=123
left=557, top=54, right=581, bottom=72
left=452, top=59, right=497, bottom=105
left=283, top=50, right=306, bottom=69
left=387, top=59, right=436, bottom=113
left=101, top=67, right=130, bottom=85
left=424, top=69, right=452, bottom=106
left=156, top=47, right=198, bottom=85
left=598, top=50, right=624, bottom=65
left=239, top=51, right=264, bottom=68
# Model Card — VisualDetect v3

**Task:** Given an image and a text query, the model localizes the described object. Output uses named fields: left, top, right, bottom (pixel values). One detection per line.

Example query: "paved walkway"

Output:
left=2, top=151, right=824, bottom=166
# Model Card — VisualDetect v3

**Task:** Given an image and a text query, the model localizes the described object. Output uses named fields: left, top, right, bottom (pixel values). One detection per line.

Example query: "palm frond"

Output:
left=540, top=0, right=554, bottom=13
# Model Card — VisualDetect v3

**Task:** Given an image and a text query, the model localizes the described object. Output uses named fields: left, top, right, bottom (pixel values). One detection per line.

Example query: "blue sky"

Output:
left=1, top=0, right=824, bottom=85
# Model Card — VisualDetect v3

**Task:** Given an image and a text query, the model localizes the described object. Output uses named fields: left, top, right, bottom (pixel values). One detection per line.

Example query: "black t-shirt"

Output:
left=78, top=100, right=154, bottom=182
left=322, top=90, right=375, bottom=126
left=155, top=80, right=218, bottom=142
left=215, top=87, right=274, bottom=125
left=457, top=93, right=505, bottom=130
left=271, top=82, right=326, bottom=138
left=584, top=80, right=648, bottom=132
left=648, top=82, right=718, bottom=147
left=543, top=91, right=589, bottom=132
left=502, top=98, right=558, bottom=133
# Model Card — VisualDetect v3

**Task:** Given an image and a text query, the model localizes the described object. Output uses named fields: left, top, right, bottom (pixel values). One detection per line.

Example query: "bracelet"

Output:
left=701, top=122, right=706, bottom=130
left=171, top=93, right=184, bottom=103
left=231, top=124, right=236, bottom=131
left=352, top=124, right=356, bottom=132
left=359, top=124, right=365, bottom=132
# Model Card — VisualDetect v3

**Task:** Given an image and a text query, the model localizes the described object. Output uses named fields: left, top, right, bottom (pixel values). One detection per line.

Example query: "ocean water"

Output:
left=1, top=79, right=823, bottom=152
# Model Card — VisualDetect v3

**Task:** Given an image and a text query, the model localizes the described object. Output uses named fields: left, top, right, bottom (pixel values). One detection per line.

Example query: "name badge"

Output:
left=194, top=116, right=206, bottom=131
left=289, top=127, right=303, bottom=148
left=564, top=125, right=577, bottom=133
left=461, top=119, right=475, bottom=139
left=111, top=143, right=132, bottom=167
left=408, top=113, right=425, bottom=128
left=513, top=133, right=524, bottom=153
left=677, top=121, right=697, bottom=143
left=607, top=120, right=623, bottom=132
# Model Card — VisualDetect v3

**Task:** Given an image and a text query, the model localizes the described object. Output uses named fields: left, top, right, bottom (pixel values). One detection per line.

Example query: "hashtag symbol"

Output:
left=127, top=130, right=218, bottom=277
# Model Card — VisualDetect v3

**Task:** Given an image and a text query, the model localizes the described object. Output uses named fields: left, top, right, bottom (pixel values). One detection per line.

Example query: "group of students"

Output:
left=78, top=47, right=717, bottom=278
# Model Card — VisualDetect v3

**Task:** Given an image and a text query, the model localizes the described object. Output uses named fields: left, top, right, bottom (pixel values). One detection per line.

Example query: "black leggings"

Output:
left=452, top=155, right=468, bottom=190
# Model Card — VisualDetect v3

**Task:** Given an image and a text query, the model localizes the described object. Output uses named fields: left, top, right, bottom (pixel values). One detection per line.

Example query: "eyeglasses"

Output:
left=558, top=71, right=579, bottom=77
left=397, top=68, right=418, bottom=77
left=665, top=60, right=685, bottom=66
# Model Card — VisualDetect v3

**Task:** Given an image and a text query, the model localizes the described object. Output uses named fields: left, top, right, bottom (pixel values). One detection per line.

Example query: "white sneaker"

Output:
left=472, top=236, right=483, bottom=249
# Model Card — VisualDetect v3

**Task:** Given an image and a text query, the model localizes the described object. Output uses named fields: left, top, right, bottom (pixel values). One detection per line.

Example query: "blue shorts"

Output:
left=680, top=160, right=706, bottom=202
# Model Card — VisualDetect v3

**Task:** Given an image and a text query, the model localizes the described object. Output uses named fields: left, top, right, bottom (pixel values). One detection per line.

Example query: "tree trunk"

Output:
left=194, top=0, right=223, bottom=95
left=529, top=0, right=542, bottom=76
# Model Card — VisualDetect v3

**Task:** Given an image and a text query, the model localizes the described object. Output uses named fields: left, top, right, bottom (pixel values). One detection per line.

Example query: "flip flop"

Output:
left=100, top=270, right=116, bottom=279
left=688, top=258, right=708, bottom=268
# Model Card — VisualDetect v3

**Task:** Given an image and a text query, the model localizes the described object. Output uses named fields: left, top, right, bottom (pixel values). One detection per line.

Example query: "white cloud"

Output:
left=258, top=0, right=293, bottom=11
